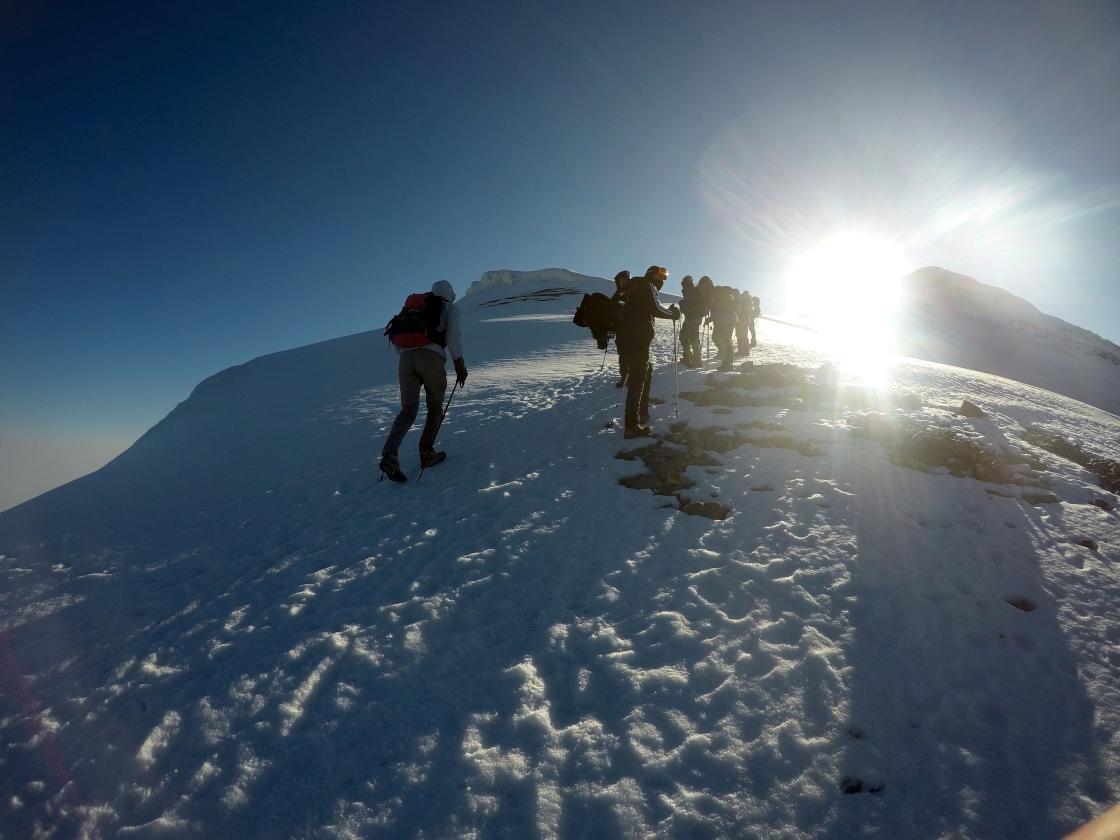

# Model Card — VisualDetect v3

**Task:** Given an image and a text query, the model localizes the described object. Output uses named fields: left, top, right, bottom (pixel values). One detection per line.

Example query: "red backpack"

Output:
left=384, top=292, right=447, bottom=348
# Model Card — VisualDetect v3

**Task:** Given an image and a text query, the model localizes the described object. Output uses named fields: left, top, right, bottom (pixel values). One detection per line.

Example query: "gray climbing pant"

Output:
left=381, top=348, right=447, bottom=457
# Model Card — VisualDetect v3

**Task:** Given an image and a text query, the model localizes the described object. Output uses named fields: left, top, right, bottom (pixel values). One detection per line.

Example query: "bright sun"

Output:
left=784, top=232, right=912, bottom=381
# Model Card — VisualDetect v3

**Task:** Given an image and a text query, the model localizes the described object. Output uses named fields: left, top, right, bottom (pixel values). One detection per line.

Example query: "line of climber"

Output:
left=573, top=266, right=761, bottom=439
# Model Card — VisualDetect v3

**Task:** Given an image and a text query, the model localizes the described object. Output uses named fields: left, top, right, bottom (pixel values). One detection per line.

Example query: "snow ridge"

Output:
left=899, top=267, right=1120, bottom=416
left=465, top=268, right=610, bottom=299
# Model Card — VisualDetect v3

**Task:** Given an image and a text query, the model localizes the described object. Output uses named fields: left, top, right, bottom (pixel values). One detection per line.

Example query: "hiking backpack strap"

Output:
left=385, top=292, right=447, bottom=348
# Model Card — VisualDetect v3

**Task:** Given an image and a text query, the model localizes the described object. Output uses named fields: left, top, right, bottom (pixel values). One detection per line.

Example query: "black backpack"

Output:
left=573, top=292, right=615, bottom=350
left=709, top=285, right=738, bottom=315
left=384, top=292, right=446, bottom=348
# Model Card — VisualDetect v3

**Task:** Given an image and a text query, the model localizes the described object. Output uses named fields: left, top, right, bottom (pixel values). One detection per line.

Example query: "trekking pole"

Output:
left=672, top=317, right=679, bottom=419
left=614, top=335, right=625, bottom=410
left=706, top=322, right=711, bottom=361
left=600, top=341, right=609, bottom=371
left=418, top=382, right=460, bottom=484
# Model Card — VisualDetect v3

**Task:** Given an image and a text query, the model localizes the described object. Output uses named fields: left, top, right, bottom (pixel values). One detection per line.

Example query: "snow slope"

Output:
left=897, top=267, right=1120, bottom=417
left=1, top=268, right=1119, bottom=839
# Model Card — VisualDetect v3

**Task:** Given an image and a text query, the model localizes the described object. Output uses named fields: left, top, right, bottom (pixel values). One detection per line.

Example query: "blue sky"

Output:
left=2, top=1, right=1119, bottom=510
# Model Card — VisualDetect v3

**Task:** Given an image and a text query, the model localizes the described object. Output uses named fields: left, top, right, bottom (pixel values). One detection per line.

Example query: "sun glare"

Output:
left=784, top=232, right=912, bottom=382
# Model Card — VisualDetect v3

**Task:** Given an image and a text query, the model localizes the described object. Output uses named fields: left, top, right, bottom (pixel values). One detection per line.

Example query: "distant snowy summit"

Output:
left=464, top=268, right=614, bottom=308
left=466, top=268, right=609, bottom=297
left=461, top=268, right=616, bottom=315
left=898, top=267, right=1120, bottom=417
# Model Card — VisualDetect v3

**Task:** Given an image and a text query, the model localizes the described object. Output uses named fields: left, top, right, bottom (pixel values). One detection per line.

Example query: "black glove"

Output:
left=454, top=357, right=468, bottom=387
left=669, top=305, right=681, bottom=320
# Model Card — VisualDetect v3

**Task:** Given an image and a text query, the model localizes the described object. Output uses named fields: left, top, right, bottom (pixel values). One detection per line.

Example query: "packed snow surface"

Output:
left=1, top=271, right=1119, bottom=838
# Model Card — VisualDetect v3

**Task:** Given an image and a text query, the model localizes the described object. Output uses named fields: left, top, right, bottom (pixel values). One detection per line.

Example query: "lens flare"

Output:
left=784, top=233, right=912, bottom=383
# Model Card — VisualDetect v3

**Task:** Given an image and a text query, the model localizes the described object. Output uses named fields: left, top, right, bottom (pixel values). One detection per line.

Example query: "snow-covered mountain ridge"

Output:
left=898, top=267, right=1120, bottom=417
left=465, top=268, right=612, bottom=300
left=1, top=270, right=1118, bottom=838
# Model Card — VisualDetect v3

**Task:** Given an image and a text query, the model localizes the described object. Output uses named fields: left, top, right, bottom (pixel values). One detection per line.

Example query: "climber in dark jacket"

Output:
left=611, top=270, right=632, bottom=388
left=620, top=266, right=679, bottom=438
left=735, top=289, right=753, bottom=357
left=679, top=275, right=707, bottom=368
left=706, top=280, right=738, bottom=372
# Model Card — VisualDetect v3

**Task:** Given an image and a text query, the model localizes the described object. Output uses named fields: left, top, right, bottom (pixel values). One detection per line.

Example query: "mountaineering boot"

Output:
left=623, top=425, right=652, bottom=440
left=419, top=449, right=447, bottom=468
left=379, top=454, right=407, bottom=483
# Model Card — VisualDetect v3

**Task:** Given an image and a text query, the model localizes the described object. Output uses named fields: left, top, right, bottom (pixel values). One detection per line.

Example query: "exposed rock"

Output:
left=755, top=433, right=824, bottom=457
left=853, top=414, right=1047, bottom=483
left=618, top=471, right=693, bottom=495
left=1077, top=538, right=1100, bottom=551
left=680, top=363, right=809, bottom=409
left=1022, top=491, right=1061, bottom=506
left=889, top=428, right=1031, bottom=485
left=680, top=499, right=730, bottom=520
left=730, top=363, right=805, bottom=389
left=958, top=399, right=987, bottom=418
left=840, top=777, right=863, bottom=794
left=616, top=441, right=717, bottom=497
left=1087, top=457, right=1120, bottom=495
left=1091, top=498, right=1115, bottom=512
left=1024, top=427, right=1120, bottom=494
left=839, top=777, right=884, bottom=795
left=739, top=419, right=786, bottom=432
left=620, top=418, right=818, bottom=513
left=665, top=423, right=823, bottom=458
left=664, top=426, right=748, bottom=453
left=1023, top=427, right=1086, bottom=464
left=679, top=389, right=775, bottom=408
left=1003, top=597, right=1037, bottom=612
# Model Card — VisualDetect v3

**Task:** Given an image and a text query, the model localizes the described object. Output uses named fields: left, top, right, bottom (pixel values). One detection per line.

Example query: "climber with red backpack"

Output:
left=379, top=280, right=468, bottom=482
